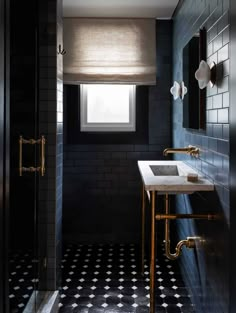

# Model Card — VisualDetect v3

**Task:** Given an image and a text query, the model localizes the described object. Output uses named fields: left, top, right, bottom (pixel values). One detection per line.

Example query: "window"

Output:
left=80, top=84, right=136, bottom=132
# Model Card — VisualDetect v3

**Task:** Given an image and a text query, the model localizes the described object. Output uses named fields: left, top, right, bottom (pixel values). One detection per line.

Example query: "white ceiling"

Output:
left=63, top=0, right=179, bottom=18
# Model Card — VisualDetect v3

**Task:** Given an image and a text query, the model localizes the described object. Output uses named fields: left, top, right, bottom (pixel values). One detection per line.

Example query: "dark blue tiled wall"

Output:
left=63, top=21, right=172, bottom=244
left=172, top=1, right=230, bottom=312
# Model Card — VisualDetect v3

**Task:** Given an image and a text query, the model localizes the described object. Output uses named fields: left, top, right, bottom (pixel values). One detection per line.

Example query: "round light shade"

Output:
left=195, top=60, right=211, bottom=89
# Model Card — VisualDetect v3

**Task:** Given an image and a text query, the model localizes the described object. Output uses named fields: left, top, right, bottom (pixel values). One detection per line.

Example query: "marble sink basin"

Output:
left=150, top=165, right=179, bottom=176
left=138, top=160, right=214, bottom=193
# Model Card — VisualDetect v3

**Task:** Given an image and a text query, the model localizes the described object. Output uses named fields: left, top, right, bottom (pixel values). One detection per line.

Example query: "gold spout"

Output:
left=163, top=145, right=200, bottom=157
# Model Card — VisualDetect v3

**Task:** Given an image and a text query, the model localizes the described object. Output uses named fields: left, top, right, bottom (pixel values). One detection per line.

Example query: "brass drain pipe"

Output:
left=164, top=194, right=189, bottom=260
left=157, top=194, right=218, bottom=261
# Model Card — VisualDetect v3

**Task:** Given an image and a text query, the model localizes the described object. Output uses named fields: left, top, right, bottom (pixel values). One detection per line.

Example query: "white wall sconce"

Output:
left=170, top=81, right=188, bottom=100
left=195, top=60, right=216, bottom=89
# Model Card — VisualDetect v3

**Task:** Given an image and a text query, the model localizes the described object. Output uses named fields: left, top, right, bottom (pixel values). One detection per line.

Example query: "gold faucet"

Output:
left=163, top=145, right=200, bottom=157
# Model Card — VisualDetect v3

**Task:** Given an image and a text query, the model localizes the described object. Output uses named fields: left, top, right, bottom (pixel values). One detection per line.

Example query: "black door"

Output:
left=0, top=0, right=9, bottom=311
left=8, top=0, right=44, bottom=312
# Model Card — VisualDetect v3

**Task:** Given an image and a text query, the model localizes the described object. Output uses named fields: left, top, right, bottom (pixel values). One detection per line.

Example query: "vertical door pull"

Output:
left=19, top=136, right=23, bottom=176
left=19, top=135, right=46, bottom=176
left=40, top=136, right=46, bottom=176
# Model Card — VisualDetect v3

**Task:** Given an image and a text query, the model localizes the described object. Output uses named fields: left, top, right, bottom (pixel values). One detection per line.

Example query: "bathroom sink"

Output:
left=138, top=160, right=214, bottom=193
left=150, top=165, right=179, bottom=176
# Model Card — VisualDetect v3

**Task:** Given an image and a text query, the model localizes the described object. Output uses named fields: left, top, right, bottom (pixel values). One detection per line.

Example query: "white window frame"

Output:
left=80, top=84, right=136, bottom=132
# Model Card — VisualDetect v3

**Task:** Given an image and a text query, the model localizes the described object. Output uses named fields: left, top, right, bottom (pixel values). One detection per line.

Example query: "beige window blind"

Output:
left=63, top=18, right=156, bottom=85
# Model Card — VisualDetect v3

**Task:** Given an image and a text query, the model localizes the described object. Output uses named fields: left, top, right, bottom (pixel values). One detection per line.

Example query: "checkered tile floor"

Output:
left=9, top=251, right=37, bottom=313
left=59, top=244, right=195, bottom=313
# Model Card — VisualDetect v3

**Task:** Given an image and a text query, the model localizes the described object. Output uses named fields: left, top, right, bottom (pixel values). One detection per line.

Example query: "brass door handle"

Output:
left=19, top=135, right=46, bottom=176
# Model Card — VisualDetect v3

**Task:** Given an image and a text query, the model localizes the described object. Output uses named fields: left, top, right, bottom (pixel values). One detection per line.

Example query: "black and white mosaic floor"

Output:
left=9, top=250, right=36, bottom=313
left=59, top=244, right=195, bottom=313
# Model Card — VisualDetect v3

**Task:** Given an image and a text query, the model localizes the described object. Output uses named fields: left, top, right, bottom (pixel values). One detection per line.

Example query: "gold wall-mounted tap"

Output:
left=163, top=145, right=200, bottom=157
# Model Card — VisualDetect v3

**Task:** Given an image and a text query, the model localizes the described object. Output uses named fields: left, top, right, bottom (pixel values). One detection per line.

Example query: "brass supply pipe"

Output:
left=163, top=145, right=200, bottom=157
left=156, top=213, right=218, bottom=220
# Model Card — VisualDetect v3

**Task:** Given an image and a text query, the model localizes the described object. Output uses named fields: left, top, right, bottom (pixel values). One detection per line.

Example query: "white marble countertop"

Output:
left=137, top=160, right=214, bottom=193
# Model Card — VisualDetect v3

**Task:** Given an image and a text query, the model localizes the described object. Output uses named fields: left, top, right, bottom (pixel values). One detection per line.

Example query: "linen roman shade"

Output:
left=63, top=18, right=156, bottom=85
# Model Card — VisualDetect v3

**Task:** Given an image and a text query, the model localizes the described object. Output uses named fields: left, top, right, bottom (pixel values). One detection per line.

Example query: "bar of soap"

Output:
left=187, top=173, right=198, bottom=182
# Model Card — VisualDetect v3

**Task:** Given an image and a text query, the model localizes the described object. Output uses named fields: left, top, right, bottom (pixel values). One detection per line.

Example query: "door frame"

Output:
left=0, top=0, right=9, bottom=311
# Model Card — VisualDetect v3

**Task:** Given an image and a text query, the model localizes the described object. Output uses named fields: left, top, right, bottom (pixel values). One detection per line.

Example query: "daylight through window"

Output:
left=80, top=84, right=136, bottom=132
